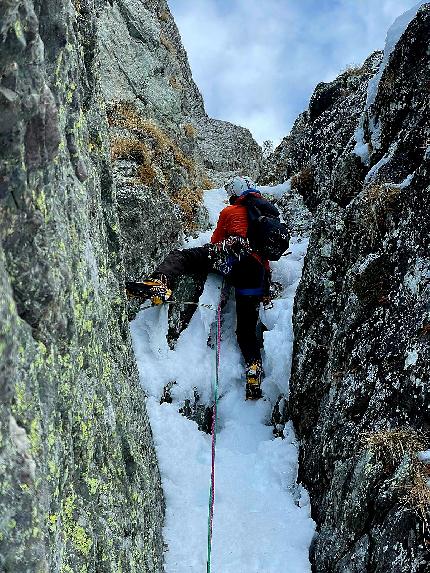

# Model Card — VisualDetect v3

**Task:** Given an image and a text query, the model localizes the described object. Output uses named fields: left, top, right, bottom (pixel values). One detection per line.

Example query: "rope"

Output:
left=139, top=300, right=216, bottom=311
left=206, top=289, right=222, bottom=573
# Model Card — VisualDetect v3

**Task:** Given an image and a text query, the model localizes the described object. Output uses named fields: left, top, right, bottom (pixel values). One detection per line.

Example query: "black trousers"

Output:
left=155, top=246, right=264, bottom=364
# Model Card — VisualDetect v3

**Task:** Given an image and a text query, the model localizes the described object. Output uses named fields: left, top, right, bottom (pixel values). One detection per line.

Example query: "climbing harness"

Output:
left=208, top=236, right=251, bottom=276
left=206, top=286, right=222, bottom=573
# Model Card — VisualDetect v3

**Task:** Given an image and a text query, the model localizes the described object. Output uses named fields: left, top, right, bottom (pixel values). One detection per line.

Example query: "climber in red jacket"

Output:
left=126, top=176, right=279, bottom=399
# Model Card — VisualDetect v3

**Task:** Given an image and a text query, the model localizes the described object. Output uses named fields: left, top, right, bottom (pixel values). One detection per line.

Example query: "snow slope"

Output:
left=131, top=185, right=315, bottom=572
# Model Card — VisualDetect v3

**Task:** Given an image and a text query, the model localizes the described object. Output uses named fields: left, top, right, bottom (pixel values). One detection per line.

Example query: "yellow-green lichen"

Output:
left=33, top=189, right=49, bottom=220
left=71, top=525, right=92, bottom=556
left=47, top=424, right=56, bottom=448
left=48, top=459, right=60, bottom=479
left=66, top=83, right=77, bottom=104
left=82, top=319, right=93, bottom=333
left=13, top=20, right=24, bottom=40
left=85, top=477, right=100, bottom=495
left=13, top=379, right=27, bottom=416
left=48, top=513, right=58, bottom=533
left=80, top=419, right=92, bottom=440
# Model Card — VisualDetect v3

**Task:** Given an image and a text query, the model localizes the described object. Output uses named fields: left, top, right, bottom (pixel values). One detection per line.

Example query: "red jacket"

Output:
left=211, top=192, right=269, bottom=268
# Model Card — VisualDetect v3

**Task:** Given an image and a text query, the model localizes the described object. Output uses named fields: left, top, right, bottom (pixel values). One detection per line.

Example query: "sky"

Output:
left=168, top=0, right=422, bottom=145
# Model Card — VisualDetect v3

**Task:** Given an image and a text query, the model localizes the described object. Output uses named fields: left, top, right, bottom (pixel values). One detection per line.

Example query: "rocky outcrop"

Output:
left=261, top=4, right=430, bottom=571
left=0, top=0, right=262, bottom=569
left=98, top=0, right=262, bottom=279
left=0, top=0, right=166, bottom=570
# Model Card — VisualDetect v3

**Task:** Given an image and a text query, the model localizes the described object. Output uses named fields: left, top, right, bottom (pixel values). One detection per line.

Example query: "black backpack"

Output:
left=244, top=194, right=290, bottom=261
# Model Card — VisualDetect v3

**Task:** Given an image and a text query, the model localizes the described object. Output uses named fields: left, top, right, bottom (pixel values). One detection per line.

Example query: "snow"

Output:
left=366, top=2, right=426, bottom=108
left=418, top=450, right=430, bottom=463
left=404, top=349, right=418, bottom=368
left=131, top=185, right=315, bottom=572
left=392, top=173, right=415, bottom=188
left=258, top=179, right=292, bottom=198
left=353, top=124, right=370, bottom=164
left=364, top=151, right=392, bottom=183
left=354, top=2, right=425, bottom=162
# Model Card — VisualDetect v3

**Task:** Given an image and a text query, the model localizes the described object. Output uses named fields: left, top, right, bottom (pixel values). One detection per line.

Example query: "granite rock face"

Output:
left=0, top=0, right=261, bottom=569
left=98, top=0, right=262, bottom=279
left=261, top=5, right=430, bottom=571
left=0, top=0, right=165, bottom=570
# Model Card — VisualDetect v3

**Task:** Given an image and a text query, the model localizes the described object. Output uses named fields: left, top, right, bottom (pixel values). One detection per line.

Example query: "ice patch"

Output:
left=364, top=150, right=393, bottom=183
left=391, top=173, right=415, bottom=189
left=354, top=3, right=425, bottom=163
left=259, top=179, right=292, bottom=198
left=405, top=349, right=418, bottom=368
left=366, top=2, right=426, bottom=108
left=353, top=125, right=370, bottom=164
left=418, top=450, right=430, bottom=463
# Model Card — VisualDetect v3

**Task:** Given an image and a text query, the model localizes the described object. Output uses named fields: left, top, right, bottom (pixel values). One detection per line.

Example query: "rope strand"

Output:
left=207, top=289, right=222, bottom=572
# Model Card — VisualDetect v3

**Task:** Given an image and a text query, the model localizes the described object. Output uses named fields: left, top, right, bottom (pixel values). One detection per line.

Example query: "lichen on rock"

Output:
left=0, top=0, right=165, bottom=570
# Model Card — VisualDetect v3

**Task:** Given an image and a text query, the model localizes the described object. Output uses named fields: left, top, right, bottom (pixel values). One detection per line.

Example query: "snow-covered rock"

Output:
left=260, top=3, right=430, bottom=571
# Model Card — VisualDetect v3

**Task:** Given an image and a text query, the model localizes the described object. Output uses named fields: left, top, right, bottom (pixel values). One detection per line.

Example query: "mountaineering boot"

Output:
left=245, top=360, right=263, bottom=400
left=125, top=275, right=172, bottom=305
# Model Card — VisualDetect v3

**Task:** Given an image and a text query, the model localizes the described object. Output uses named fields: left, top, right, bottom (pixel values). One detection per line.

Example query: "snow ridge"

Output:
left=366, top=2, right=426, bottom=108
left=354, top=2, right=426, bottom=163
left=131, top=184, right=315, bottom=572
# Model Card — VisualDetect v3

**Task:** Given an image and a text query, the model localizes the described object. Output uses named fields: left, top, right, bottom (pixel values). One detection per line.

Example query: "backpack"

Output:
left=244, top=195, right=291, bottom=261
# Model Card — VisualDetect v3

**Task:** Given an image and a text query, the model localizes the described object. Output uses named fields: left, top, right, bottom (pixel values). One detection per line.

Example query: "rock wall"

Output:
left=0, top=0, right=261, bottom=569
left=0, top=0, right=166, bottom=570
left=98, top=0, right=262, bottom=280
left=261, top=5, right=430, bottom=571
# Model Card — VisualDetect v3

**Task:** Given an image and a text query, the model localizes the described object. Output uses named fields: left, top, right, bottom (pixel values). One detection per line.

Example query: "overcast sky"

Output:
left=168, top=0, right=421, bottom=145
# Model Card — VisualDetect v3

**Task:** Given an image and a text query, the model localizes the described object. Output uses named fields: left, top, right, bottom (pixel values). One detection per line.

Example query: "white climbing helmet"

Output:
left=225, top=176, right=256, bottom=197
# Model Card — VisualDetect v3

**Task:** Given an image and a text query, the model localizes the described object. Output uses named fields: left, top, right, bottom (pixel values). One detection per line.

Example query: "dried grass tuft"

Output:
left=169, top=76, right=182, bottom=90
left=108, top=102, right=195, bottom=174
left=366, top=184, right=401, bottom=207
left=404, top=467, right=430, bottom=531
left=111, top=136, right=150, bottom=164
left=361, top=183, right=402, bottom=245
left=363, top=427, right=430, bottom=529
left=136, top=164, right=156, bottom=186
left=171, top=186, right=203, bottom=230
left=200, top=176, right=216, bottom=190
left=160, top=35, right=175, bottom=55
left=341, top=63, right=364, bottom=77
left=363, top=428, right=425, bottom=463
left=291, top=166, right=314, bottom=196
left=159, top=9, right=170, bottom=22
left=184, top=123, right=196, bottom=138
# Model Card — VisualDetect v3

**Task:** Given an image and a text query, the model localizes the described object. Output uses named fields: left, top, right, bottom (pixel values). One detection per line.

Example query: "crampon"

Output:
left=125, top=277, right=172, bottom=306
left=245, top=360, right=263, bottom=400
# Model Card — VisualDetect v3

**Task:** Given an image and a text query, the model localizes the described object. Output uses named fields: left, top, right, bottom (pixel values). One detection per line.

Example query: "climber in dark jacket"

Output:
left=126, top=176, right=279, bottom=399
